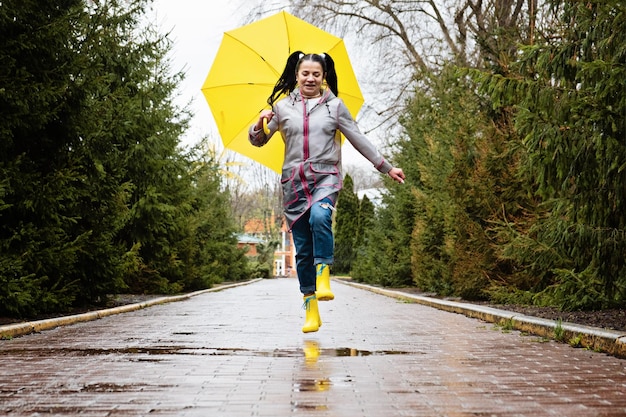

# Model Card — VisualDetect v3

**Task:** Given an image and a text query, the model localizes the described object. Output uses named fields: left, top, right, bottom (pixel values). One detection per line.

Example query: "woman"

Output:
left=249, top=52, right=405, bottom=333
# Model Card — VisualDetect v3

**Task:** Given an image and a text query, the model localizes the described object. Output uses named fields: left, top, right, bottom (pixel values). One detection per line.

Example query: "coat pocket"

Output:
left=281, top=167, right=300, bottom=207
left=310, top=163, right=340, bottom=189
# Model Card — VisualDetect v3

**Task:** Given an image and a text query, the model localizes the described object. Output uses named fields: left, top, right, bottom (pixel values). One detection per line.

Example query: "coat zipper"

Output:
left=300, top=98, right=312, bottom=203
left=302, top=99, right=310, bottom=161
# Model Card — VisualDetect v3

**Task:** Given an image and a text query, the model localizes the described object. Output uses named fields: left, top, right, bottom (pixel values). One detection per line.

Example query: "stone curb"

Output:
left=339, top=280, right=626, bottom=358
left=0, top=279, right=262, bottom=340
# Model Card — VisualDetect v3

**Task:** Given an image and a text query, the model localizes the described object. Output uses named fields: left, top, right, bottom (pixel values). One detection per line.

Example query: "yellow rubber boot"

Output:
left=315, top=263, right=334, bottom=301
left=302, top=295, right=321, bottom=333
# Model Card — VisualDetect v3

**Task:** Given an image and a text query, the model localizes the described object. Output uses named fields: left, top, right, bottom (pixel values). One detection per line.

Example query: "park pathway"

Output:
left=1, top=278, right=625, bottom=416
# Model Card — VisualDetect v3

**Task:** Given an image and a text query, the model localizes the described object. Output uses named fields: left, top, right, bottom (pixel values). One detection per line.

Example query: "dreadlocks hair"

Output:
left=267, top=52, right=339, bottom=107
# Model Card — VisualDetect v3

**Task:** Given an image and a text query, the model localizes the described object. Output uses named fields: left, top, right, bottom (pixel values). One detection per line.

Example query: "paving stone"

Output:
left=1, top=278, right=625, bottom=416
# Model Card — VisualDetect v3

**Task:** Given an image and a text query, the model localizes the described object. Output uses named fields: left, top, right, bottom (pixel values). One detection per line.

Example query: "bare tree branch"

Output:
left=241, top=0, right=542, bottom=161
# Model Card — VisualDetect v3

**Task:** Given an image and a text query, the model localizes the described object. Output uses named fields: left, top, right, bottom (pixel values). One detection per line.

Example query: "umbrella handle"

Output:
left=263, top=117, right=270, bottom=135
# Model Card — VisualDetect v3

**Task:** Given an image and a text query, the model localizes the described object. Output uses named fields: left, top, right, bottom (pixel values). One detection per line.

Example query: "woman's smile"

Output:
left=297, top=61, right=324, bottom=98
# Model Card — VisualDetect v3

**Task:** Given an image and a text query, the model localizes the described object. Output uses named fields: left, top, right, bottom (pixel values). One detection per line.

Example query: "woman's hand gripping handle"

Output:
left=256, top=109, right=275, bottom=135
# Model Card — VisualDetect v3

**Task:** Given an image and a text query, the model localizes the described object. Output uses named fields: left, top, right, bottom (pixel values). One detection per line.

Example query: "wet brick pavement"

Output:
left=1, top=278, right=625, bottom=416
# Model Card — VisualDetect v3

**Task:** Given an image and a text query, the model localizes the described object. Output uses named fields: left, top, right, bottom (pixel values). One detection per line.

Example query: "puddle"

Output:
left=54, top=382, right=174, bottom=395
left=291, top=401, right=329, bottom=411
left=1, top=346, right=416, bottom=358
left=81, top=383, right=142, bottom=392
left=331, top=347, right=412, bottom=356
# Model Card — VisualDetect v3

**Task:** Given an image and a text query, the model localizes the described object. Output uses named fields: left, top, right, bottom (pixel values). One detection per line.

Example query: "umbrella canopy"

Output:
left=201, top=11, right=364, bottom=174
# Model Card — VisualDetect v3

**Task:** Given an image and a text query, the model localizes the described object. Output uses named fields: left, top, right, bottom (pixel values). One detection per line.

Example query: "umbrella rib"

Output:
left=224, top=32, right=282, bottom=77
left=283, top=13, right=295, bottom=55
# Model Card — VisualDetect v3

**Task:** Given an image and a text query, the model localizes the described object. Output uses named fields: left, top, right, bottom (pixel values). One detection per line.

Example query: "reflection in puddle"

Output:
left=299, top=340, right=331, bottom=391
left=303, top=339, right=321, bottom=365
left=291, top=340, right=332, bottom=412
left=293, top=378, right=332, bottom=392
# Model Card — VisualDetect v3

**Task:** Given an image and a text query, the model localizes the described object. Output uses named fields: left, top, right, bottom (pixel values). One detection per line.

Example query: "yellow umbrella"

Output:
left=201, top=11, right=364, bottom=174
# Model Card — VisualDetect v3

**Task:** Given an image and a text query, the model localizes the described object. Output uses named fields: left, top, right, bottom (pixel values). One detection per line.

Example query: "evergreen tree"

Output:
left=399, top=65, right=533, bottom=299
left=178, top=143, right=250, bottom=290
left=342, top=191, right=376, bottom=279
left=478, top=0, right=626, bottom=309
left=334, top=174, right=359, bottom=274
left=351, top=185, right=415, bottom=287
left=351, top=210, right=388, bottom=284
left=0, top=0, right=110, bottom=315
left=70, top=0, right=191, bottom=298
left=355, top=195, right=374, bottom=252
left=0, top=0, right=249, bottom=316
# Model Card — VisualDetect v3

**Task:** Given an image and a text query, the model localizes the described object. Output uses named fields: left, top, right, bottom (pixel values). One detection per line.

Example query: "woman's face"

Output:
left=296, top=60, right=325, bottom=97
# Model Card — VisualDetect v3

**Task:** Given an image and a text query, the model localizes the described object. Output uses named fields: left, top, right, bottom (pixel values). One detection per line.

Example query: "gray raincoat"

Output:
left=249, top=88, right=392, bottom=229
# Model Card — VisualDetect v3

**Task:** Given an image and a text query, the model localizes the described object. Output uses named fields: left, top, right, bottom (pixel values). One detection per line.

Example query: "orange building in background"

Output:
left=236, top=233, right=265, bottom=257
left=241, top=213, right=296, bottom=278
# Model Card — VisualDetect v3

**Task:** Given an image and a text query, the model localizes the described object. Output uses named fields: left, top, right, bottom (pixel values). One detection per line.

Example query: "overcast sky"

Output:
left=150, top=0, right=246, bottom=149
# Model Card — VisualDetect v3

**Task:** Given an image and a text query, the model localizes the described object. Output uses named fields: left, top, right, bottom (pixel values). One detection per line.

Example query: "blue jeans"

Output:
left=291, top=198, right=334, bottom=295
